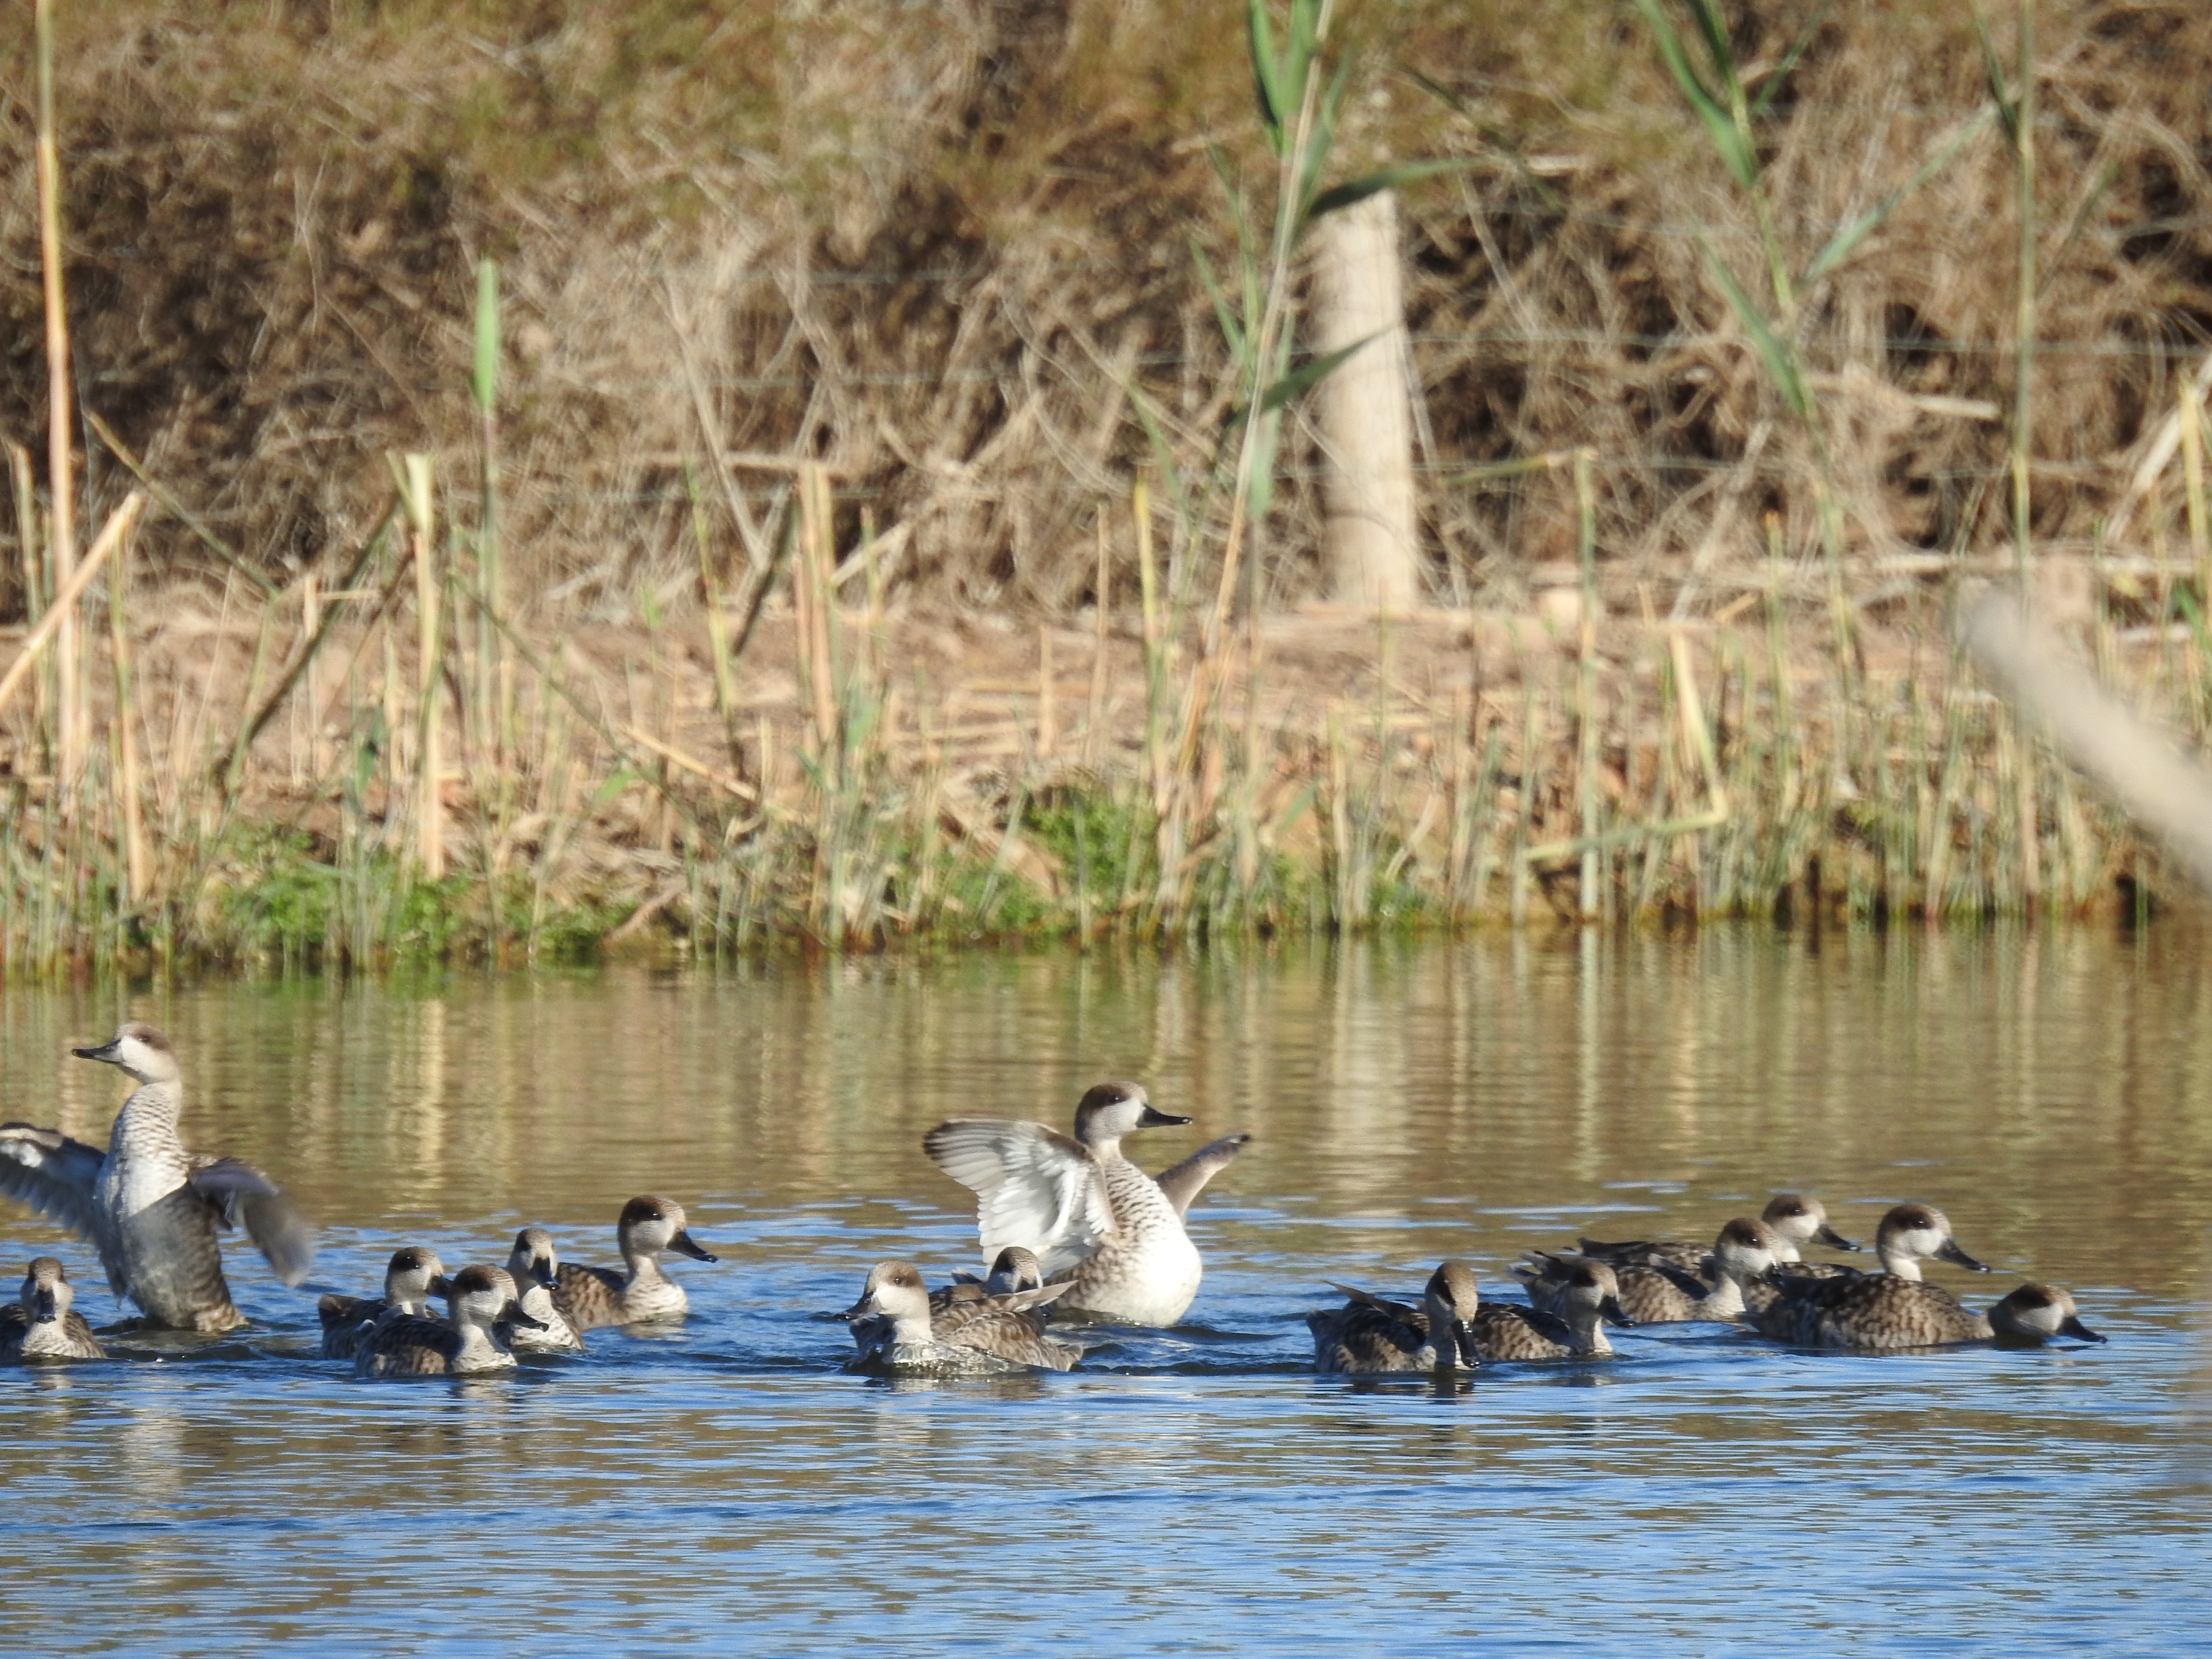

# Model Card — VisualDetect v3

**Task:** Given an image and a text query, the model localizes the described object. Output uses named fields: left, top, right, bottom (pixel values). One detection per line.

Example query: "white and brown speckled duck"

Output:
left=0, top=1258, right=106, bottom=1362
left=1746, top=1275, right=2104, bottom=1351
left=552, top=1196, right=718, bottom=1331
left=842, top=1261, right=1081, bottom=1372
left=319, top=1247, right=445, bottom=1360
left=0, top=1024, right=313, bottom=1331
left=505, top=1227, right=585, bottom=1353
left=353, top=1265, right=545, bottom=1378
left=925, top=1082, right=1248, bottom=1326
left=1520, top=1216, right=1783, bottom=1324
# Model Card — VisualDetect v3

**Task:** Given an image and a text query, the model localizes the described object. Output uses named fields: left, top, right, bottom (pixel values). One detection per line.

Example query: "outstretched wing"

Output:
left=1153, top=1133, right=1250, bottom=1217
left=187, top=1157, right=316, bottom=1286
left=922, top=1119, right=1113, bottom=1279
left=0, top=1122, right=112, bottom=1244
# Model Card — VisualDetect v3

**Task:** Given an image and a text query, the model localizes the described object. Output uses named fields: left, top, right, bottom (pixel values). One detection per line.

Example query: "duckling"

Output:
left=1744, top=1202, right=1992, bottom=1313
left=1576, top=1193, right=1860, bottom=1278
left=925, top=1082, right=1249, bottom=1325
left=1746, top=1275, right=2105, bottom=1351
left=0, top=1258, right=106, bottom=1361
left=1308, top=1261, right=1482, bottom=1374
left=842, top=1261, right=1081, bottom=1373
left=319, top=1246, right=445, bottom=1359
left=1520, top=1216, right=1782, bottom=1324
left=0, top=1024, right=314, bottom=1331
left=552, top=1196, right=718, bottom=1330
left=504, top=1227, right=585, bottom=1353
left=353, top=1265, right=545, bottom=1377
left=1473, top=1258, right=1635, bottom=1361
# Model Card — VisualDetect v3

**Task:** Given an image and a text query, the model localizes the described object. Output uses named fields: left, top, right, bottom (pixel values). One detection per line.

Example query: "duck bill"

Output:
left=1450, top=1321, right=1481, bottom=1370
left=668, top=1230, right=718, bottom=1263
left=1599, top=1295, right=1635, bottom=1329
left=32, top=1288, right=57, bottom=1323
left=1936, top=1238, right=1991, bottom=1273
left=837, top=1298, right=878, bottom=1323
left=2059, top=1316, right=2107, bottom=1344
left=426, top=1274, right=452, bottom=1299
left=502, top=1302, right=550, bottom=1332
left=70, top=1039, right=120, bottom=1063
left=1815, top=1224, right=1861, bottom=1252
left=531, top=1262, right=559, bottom=1289
left=1137, top=1105, right=1192, bottom=1128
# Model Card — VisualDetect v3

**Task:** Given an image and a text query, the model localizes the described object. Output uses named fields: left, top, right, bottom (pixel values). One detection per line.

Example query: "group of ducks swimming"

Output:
left=0, top=1026, right=2107, bottom=1376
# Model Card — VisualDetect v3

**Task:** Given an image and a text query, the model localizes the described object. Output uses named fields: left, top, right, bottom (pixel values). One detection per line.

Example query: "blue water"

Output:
left=1, top=930, right=2207, bottom=1653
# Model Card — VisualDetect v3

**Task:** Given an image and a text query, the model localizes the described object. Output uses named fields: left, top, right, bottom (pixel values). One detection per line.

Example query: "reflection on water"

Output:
left=1, top=927, right=2209, bottom=1652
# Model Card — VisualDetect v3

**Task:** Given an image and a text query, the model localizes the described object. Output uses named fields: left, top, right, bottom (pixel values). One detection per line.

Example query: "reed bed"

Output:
left=0, top=475, right=2196, bottom=975
left=5, top=0, right=2212, bottom=971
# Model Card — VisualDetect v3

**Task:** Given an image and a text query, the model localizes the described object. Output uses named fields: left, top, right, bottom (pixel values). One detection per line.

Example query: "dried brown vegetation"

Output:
left=3, top=1, right=2212, bottom=968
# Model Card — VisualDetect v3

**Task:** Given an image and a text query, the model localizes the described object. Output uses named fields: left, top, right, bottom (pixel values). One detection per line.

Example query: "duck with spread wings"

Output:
left=0, top=1024, right=314, bottom=1332
left=922, top=1082, right=1248, bottom=1326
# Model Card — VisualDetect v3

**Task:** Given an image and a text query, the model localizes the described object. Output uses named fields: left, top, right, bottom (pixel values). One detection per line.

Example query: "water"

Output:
left=2, top=928, right=2208, bottom=1654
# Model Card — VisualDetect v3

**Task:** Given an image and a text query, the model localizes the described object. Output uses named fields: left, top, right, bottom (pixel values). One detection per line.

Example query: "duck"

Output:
left=0, top=1023, right=314, bottom=1331
left=923, top=1082, right=1249, bottom=1325
left=1310, top=1260, right=1632, bottom=1372
left=319, top=1247, right=446, bottom=1360
left=551, top=1195, right=718, bottom=1330
left=1308, top=1262, right=1481, bottom=1373
left=841, top=1261, right=1081, bottom=1372
left=1473, top=1258, right=1635, bottom=1361
left=1519, top=1216, right=1782, bottom=1324
left=931, top=1246, right=1048, bottom=1335
left=1575, top=1193, right=1860, bottom=1278
left=505, top=1227, right=586, bottom=1352
left=1744, top=1202, right=1992, bottom=1313
left=1746, top=1276, right=2105, bottom=1351
left=0, top=1258, right=107, bottom=1361
left=353, top=1265, right=545, bottom=1377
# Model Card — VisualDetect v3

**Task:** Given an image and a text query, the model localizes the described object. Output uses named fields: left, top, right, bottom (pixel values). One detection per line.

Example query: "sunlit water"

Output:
left=2, top=928, right=2208, bottom=1653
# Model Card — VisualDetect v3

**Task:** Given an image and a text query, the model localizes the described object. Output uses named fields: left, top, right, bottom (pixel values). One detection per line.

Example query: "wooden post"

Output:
left=1311, top=189, right=1419, bottom=611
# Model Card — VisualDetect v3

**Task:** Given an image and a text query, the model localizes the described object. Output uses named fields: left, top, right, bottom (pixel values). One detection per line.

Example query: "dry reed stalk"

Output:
left=5, top=441, right=46, bottom=754
left=106, top=521, right=149, bottom=901
left=32, top=0, right=82, bottom=792
left=1036, top=626, right=1055, bottom=757
left=0, top=492, right=142, bottom=719
left=397, top=453, right=444, bottom=880
left=796, top=463, right=836, bottom=758
left=1084, top=515, right=1111, bottom=768
left=1574, top=450, right=1599, bottom=919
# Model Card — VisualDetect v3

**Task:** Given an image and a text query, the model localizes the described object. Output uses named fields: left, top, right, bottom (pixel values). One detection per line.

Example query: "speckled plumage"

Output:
left=0, top=1025, right=313, bottom=1332
left=1576, top=1193, right=1860, bottom=1281
left=1523, top=1218, right=1781, bottom=1324
left=924, top=1083, right=1248, bottom=1327
left=505, top=1227, right=585, bottom=1353
left=354, top=1265, right=543, bottom=1377
left=1309, top=1262, right=1482, bottom=1373
left=320, top=1247, right=445, bottom=1359
left=843, top=1261, right=1081, bottom=1372
left=1747, top=1275, right=2104, bottom=1351
left=551, top=1196, right=716, bottom=1331
left=0, top=1258, right=106, bottom=1361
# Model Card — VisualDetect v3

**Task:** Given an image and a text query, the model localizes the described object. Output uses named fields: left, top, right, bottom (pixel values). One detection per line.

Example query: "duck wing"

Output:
left=1153, top=1133, right=1250, bottom=1218
left=0, top=1125, right=125, bottom=1295
left=0, top=1124, right=112, bottom=1245
left=186, top=1157, right=316, bottom=1286
left=922, top=1120, right=1114, bottom=1279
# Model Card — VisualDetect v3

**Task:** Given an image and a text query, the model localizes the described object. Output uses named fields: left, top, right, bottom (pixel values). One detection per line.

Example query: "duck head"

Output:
left=1071, top=1082, right=1189, bottom=1147
left=71, top=1022, right=180, bottom=1086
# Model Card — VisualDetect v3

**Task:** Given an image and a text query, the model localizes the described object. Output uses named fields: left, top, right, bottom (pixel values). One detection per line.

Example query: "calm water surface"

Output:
left=2, top=928, right=2209, bottom=1654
